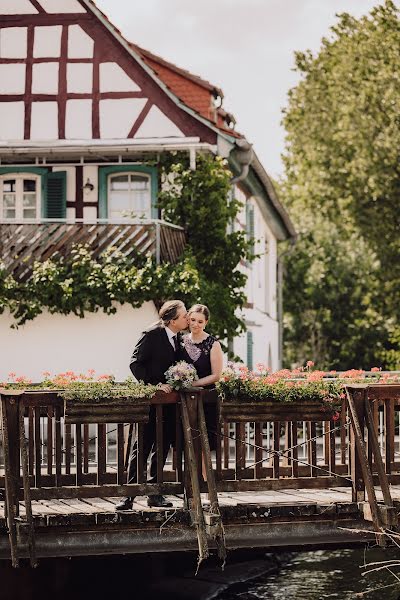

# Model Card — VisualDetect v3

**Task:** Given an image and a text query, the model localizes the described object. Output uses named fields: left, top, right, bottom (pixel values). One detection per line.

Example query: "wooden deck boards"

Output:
left=0, top=485, right=390, bottom=560
left=1, top=484, right=399, bottom=518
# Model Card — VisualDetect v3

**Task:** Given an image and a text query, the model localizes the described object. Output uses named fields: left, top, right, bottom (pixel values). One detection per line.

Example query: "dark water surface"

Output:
left=218, top=548, right=400, bottom=600
left=1, top=547, right=400, bottom=599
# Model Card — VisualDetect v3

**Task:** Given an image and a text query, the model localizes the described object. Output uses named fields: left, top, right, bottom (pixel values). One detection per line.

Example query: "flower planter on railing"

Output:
left=64, top=396, right=151, bottom=424
left=218, top=398, right=336, bottom=422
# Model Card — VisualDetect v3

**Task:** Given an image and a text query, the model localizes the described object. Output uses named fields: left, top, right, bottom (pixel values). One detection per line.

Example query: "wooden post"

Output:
left=198, top=394, right=227, bottom=565
left=347, top=388, right=367, bottom=503
left=18, top=400, right=37, bottom=567
left=0, top=391, right=23, bottom=567
left=364, top=395, right=394, bottom=509
left=346, top=387, right=384, bottom=541
left=180, top=392, right=209, bottom=567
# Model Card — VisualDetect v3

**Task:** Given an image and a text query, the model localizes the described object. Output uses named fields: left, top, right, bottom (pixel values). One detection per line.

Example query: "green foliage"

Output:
left=1, top=154, right=251, bottom=340
left=281, top=0, right=400, bottom=369
left=59, top=378, right=157, bottom=402
left=217, top=377, right=343, bottom=408
left=158, top=153, right=253, bottom=341
left=3, top=245, right=200, bottom=326
left=1, top=373, right=157, bottom=401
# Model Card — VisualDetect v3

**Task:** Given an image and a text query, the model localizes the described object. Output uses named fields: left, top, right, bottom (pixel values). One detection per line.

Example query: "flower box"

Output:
left=64, top=396, right=151, bottom=424
left=219, top=398, right=336, bottom=422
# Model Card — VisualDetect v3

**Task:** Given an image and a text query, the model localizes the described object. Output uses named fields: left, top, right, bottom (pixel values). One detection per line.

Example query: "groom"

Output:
left=116, top=299, right=188, bottom=510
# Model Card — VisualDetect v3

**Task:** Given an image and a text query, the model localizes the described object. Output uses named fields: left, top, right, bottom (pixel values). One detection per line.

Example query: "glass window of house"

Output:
left=0, top=176, right=39, bottom=220
left=108, top=173, right=151, bottom=219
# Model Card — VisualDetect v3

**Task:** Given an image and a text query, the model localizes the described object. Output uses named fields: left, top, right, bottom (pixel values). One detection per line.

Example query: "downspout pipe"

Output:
left=230, top=139, right=254, bottom=184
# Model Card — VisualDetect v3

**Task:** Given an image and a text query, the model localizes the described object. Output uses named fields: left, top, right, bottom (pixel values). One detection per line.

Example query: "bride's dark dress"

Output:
left=181, top=333, right=219, bottom=451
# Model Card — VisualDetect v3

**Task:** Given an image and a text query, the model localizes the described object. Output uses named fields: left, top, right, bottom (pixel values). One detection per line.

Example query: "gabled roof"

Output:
left=85, top=0, right=242, bottom=139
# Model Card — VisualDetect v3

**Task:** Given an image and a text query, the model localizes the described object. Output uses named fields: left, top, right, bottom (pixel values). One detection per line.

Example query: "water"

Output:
left=218, top=548, right=400, bottom=600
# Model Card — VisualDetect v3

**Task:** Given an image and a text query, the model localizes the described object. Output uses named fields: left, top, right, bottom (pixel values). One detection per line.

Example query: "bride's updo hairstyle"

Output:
left=188, top=304, right=210, bottom=322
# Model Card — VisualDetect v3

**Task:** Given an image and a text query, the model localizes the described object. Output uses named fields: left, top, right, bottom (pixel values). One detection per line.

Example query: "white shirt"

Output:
left=165, top=326, right=177, bottom=350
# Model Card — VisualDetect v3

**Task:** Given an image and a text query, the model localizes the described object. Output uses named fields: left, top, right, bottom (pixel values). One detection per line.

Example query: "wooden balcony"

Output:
left=0, top=220, right=186, bottom=281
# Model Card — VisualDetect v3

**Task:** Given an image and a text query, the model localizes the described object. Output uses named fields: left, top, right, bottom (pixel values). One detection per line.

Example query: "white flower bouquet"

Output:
left=165, top=361, right=199, bottom=390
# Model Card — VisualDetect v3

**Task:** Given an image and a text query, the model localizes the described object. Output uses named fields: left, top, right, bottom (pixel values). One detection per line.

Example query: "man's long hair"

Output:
left=159, top=300, right=185, bottom=326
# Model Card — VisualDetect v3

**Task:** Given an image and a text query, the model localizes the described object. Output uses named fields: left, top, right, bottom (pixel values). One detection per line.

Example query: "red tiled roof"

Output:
left=131, top=44, right=243, bottom=138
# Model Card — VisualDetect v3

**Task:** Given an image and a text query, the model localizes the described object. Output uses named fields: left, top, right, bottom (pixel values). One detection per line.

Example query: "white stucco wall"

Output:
left=233, top=184, right=280, bottom=370
left=0, top=302, right=159, bottom=382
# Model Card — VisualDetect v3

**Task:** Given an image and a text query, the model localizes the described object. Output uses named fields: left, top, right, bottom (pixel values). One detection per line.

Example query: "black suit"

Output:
left=127, top=323, right=181, bottom=485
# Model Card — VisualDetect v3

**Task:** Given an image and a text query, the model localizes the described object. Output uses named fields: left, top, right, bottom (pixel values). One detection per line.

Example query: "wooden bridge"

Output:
left=0, top=384, right=399, bottom=567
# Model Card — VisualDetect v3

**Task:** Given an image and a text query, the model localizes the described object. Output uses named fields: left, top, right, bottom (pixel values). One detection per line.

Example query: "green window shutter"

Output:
left=247, top=331, right=254, bottom=370
left=44, top=171, right=67, bottom=219
left=246, top=203, right=255, bottom=254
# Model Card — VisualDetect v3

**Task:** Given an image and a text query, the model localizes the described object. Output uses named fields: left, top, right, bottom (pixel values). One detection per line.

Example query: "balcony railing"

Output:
left=0, top=219, right=186, bottom=281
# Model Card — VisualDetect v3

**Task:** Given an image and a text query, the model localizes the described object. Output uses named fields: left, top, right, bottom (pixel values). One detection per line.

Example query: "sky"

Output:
left=95, top=0, right=384, bottom=178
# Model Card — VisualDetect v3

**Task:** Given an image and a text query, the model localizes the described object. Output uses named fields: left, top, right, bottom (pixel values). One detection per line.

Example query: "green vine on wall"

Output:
left=158, top=153, right=254, bottom=342
left=0, top=247, right=200, bottom=327
left=0, top=154, right=254, bottom=341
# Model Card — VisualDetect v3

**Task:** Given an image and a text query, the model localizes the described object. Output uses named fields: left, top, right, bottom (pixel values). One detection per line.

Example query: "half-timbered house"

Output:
left=0, top=0, right=295, bottom=380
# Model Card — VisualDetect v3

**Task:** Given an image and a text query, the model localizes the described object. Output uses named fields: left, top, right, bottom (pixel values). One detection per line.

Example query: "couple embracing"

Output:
left=116, top=299, right=223, bottom=511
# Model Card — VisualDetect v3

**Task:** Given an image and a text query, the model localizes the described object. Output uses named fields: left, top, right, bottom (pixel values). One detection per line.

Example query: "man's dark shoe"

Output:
left=147, top=494, right=173, bottom=508
left=115, top=496, right=134, bottom=511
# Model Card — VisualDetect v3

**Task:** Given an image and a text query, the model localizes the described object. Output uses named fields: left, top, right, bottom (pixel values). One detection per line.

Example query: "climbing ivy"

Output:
left=1, top=154, right=253, bottom=341
left=1, top=247, right=200, bottom=327
left=158, top=153, right=254, bottom=342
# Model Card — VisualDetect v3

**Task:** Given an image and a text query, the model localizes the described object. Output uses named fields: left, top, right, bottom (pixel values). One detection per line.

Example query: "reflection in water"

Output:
left=218, top=548, right=400, bottom=600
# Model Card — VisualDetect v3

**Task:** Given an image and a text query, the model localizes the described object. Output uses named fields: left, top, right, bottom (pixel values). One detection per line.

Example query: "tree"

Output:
left=281, top=0, right=400, bottom=369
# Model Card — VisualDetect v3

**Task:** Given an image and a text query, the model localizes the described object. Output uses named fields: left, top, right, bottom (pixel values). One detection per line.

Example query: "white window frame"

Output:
left=0, top=173, right=41, bottom=221
left=107, top=171, right=152, bottom=220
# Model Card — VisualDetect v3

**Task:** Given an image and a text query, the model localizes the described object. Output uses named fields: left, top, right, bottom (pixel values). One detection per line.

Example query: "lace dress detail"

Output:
left=182, top=334, right=216, bottom=379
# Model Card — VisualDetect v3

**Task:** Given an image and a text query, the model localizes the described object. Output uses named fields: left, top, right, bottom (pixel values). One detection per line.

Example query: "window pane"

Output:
left=109, top=192, right=130, bottom=211
left=4, top=209, right=16, bottom=219
left=131, top=176, right=149, bottom=191
left=110, top=175, right=129, bottom=191
left=23, top=208, right=36, bottom=219
left=3, top=194, right=16, bottom=208
left=133, top=191, right=149, bottom=213
left=23, top=194, right=36, bottom=208
left=24, top=179, right=36, bottom=192
left=3, top=180, right=16, bottom=193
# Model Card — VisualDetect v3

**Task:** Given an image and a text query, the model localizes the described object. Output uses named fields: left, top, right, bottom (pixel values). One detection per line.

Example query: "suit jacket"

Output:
left=129, top=323, right=181, bottom=385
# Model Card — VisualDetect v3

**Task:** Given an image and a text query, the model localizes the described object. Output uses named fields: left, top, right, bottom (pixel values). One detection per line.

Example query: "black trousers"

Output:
left=127, top=405, right=176, bottom=485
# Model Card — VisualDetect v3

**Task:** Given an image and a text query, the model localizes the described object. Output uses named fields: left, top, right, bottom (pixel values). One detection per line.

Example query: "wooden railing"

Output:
left=0, top=219, right=186, bottom=280
left=2, top=386, right=400, bottom=499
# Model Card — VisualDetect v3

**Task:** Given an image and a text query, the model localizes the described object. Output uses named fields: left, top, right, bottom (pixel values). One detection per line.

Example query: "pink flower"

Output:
left=306, top=371, right=325, bottom=381
left=306, top=360, right=315, bottom=368
left=371, top=367, right=381, bottom=372
left=332, top=412, right=340, bottom=422
left=15, top=376, right=32, bottom=384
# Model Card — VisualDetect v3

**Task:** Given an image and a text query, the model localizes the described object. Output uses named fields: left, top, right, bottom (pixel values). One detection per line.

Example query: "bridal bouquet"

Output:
left=165, top=361, right=199, bottom=390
